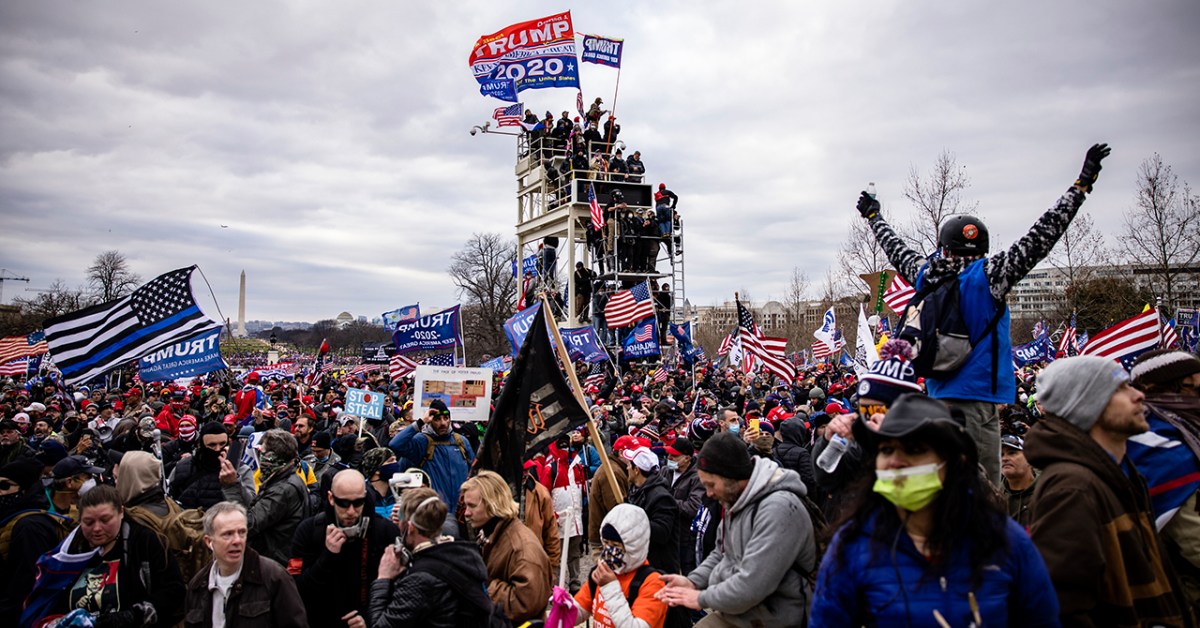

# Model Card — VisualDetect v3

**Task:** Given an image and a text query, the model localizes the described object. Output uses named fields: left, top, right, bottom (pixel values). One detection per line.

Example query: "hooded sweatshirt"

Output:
left=1026, top=416, right=1192, bottom=627
left=574, top=504, right=667, bottom=628
left=688, top=457, right=816, bottom=627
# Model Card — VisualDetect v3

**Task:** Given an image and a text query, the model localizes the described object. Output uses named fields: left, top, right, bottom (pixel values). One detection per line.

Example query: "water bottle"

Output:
left=817, top=434, right=849, bottom=473
left=867, top=182, right=877, bottom=199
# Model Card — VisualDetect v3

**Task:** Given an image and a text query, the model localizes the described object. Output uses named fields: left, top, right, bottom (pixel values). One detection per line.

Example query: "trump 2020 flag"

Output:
left=469, top=11, right=580, bottom=98
left=623, top=317, right=660, bottom=359
left=392, top=305, right=463, bottom=354
left=560, top=325, right=608, bottom=363
left=854, top=305, right=879, bottom=378
left=44, top=266, right=222, bottom=386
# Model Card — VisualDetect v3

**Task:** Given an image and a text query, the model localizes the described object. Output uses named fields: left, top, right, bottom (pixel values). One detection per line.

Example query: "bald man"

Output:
left=288, top=469, right=401, bottom=628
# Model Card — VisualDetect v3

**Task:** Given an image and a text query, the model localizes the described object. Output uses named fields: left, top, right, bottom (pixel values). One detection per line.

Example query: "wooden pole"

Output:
left=540, top=293, right=624, bottom=502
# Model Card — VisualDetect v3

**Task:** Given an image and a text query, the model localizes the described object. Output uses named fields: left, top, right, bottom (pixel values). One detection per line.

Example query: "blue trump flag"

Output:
left=511, top=253, right=540, bottom=278
left=480, top=355, right=513, bottom=372
left=580, top=34, right=623, bottom=68
left=138, top=327, right=226, bottom=382
left=392, top=305, right=463, bottom=354
left=503, top=302, right=542, bottom=357
left=670, top=321, right=702, bottom=366
left=561, top=325, right=608, bottom=363
left=623, top=317, right=660, bottom=359
left=1013, top=334, right=1056, bottom=367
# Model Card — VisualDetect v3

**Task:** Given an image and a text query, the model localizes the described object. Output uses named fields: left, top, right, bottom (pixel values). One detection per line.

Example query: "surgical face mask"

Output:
left=666, top=460, right=679, bottom=471
left=728, top=423, right=740, bottom=435
left=873, top=462, right=944, bottom=512
left=78, top=477, right=97, bottom=496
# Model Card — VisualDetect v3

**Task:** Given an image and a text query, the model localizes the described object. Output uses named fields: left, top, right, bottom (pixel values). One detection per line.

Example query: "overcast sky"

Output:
left=2, top=1, right=1198, bottom=325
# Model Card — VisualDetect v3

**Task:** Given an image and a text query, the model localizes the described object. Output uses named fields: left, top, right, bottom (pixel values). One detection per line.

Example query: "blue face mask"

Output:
left=728, top=424, right=740, bottom=435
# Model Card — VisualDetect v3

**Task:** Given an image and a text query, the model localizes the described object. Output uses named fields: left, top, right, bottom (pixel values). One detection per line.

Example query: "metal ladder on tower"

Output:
left=669, top=219, right=687, bottom=328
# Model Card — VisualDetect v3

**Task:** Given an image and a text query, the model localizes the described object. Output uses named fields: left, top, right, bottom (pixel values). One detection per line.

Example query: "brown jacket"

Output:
left=1026, top=416, right=1195, bottom=627
left=588, top=452, right=629, bottom=544
left=524, top=475, right=562, bottom=576
left=481, top=516, right=552, bottom=624
left=184, top=549, right=307, bottom=628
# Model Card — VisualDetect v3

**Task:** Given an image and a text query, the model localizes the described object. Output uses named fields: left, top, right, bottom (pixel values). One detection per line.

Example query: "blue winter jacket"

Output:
left=810, top=514, right=1060, bottom=627
left=389, top=423, right=474, bottom=514
left=917, top=259, right=1014, bottom=404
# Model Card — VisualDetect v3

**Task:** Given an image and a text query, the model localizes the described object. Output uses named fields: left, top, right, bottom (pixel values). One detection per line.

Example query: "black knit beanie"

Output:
left=697, top=432, right=753, bottom=480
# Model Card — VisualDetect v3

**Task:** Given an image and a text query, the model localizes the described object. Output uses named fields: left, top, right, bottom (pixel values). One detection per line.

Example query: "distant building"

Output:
left=335, top=311, right=354, bottom=329
left=1008, top=263, right=1200, bottom=317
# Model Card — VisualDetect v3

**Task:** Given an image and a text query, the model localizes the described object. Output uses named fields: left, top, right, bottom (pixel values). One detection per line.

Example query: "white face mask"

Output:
left=874, top=462, right=943, bottom=482
left=78, top=478, right=97, bottom=496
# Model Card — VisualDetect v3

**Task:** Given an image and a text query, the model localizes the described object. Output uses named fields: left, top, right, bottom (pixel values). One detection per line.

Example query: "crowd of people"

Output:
left=1, top=142, right=1198, bottom=626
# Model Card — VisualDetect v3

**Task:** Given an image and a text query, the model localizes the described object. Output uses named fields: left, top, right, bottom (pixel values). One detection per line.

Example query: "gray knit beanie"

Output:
left=1037, top=356, right=1129, bottom=431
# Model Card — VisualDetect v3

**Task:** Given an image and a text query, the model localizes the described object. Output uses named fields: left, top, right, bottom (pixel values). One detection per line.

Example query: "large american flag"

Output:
left=389, top=354, right=418, bottom=381
left=1161, top=314, right=1180, bottom=350
left=0, top=331, right=48, bottom=365
left=588, top=182, right=604, bottom=231
left=492, top=103, right=523, bottom=128
left=882, top=273, right=916, bottom=313
left=736, top=300, right=795, bottom=383
left=43, top=266, right=222, bottom=386
left=1081, top=307, right=1161, bottom=369
left=605, top=281, right=656, bottom=328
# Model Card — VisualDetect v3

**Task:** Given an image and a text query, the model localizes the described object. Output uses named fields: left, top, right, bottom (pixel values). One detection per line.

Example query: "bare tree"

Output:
left=782, top=267, right=812, bottom=347
left=12, top=279, right=90, bottom=326
left=1045, top=212, right=1108, bottom=314
left=1120, top=154, right=1200, bottom=316
left=837, top=218, right=890, bottom=292
left=901, top=150, right=979, bottom=254
left=87, top=251, right=141, bottom=303
left=448, top=233, right=518, bottom=364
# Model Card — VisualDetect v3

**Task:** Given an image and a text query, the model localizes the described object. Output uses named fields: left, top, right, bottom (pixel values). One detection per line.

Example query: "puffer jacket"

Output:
left=1026, top=416, right=1194, bottom=627
left=687, top=457, right=816, bottom=627
left=479, top=516, right=552, bottom=624
left=184, top=548, right=307, bottom=628
left=626, top=471, right=680, bottom=574
left=368, top=539, right=493, bottom=628
left=811, top=513, right=1059, bottom=626
left=223, top=461, right=310, bottom=565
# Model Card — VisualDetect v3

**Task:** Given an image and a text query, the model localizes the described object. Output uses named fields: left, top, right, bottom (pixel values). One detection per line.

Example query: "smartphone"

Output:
left=748, top=418, right=760, bottom=432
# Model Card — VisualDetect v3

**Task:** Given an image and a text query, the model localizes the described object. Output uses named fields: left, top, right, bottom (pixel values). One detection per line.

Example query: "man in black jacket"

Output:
left=662, top=440, right=704, bottom=574
left=623, top=447, right=680, bottom=573
left=369, top=487, right=495, bottom=627
left=0, top=458, right=68, bottom=617
left=289, top=468, right=400, bottom=627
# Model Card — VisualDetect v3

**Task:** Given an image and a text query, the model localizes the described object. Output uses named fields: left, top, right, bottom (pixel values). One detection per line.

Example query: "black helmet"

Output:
left=938, top=215, right=989, bottom=256
left=611, top=189, right=624, bottom=200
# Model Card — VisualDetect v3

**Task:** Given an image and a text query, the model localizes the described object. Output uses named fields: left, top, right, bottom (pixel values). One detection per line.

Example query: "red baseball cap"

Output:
left=613, top=435, right=651, bottom=454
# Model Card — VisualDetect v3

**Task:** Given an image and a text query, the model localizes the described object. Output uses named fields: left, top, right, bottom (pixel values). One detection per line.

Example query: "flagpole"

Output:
left=540, top=293, right=624, bottom=502
left=606, top=65, right=622, bottom=150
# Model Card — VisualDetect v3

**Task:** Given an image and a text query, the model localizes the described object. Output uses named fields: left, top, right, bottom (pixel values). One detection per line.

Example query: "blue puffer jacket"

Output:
left=811, top=514, right=1060, bottom=627
left=390, top=423, right=474, bottom=514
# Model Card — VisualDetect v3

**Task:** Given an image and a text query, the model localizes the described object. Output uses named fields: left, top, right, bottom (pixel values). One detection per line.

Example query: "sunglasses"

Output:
left=331, top=495, right=366, bottom=509
left=857, top=404, right=888, bottom=418
left=0, top=480, right=16, bottom=492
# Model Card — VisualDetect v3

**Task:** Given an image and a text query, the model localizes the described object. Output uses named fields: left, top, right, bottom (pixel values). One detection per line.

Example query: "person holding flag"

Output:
left=854, top=143, right=1111, bottom=484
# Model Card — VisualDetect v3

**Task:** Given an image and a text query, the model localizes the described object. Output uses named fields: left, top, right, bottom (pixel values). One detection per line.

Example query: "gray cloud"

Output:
left=2, top=0, right=1198, bottom=325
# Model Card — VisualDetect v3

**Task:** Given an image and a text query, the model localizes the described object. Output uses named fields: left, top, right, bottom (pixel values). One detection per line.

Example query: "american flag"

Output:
left=584, top=361, right=607, bottom=388
left=1081, top=307, right=1161, bottom=369
left=1161, top=314, right=1180, bottom=350
left=43, top=266, right=222, bottom=386
left=1057, top=313, right=1078, bottom=357
left=588, top=182, right=604, bottom=231
left=576, top=90, right=587, bottom=129
left=717, top=332, right=734, bottom=357
left=0, top=331, right=48, bottom=365
left=0, top=358, right=30, bottom=376
left=605, top=281, right=656, bottom=328
left=492, top=103, right=523, bottom=128
left=736, top=300, right=795, bottom=383
left=421, top=353, right=457, bottom=367
left=348, top=364, right=378, bottom=377
left=811, top=330, right=846, bottom=361
left=389, top=354, right=418, bottom=381
left=632, top=319, right=656, bottom=342
left=882, top=273, right=916, bottom=313
left=652, top=367, right=669, bottom=384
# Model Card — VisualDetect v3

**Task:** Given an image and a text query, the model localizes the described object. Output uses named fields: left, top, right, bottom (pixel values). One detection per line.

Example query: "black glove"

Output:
left=856, top=191, right=881, bottom=219
left=1074, top=143, right=1111, bottom=192
left=96, top=602, right=157, bottom=628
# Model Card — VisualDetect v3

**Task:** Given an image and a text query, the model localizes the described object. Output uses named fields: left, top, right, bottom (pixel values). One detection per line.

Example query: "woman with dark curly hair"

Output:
left=810, top=393, right=1060, bottom=627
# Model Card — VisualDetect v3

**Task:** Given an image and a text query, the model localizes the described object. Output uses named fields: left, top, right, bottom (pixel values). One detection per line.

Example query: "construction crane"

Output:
left=0, top=269, right=30, bottom=303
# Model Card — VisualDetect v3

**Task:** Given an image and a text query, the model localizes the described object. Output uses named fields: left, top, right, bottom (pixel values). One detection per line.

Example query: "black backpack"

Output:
left=587, top=564, right=691, bottom=628
left=898, top=273, right=1005, bottom=388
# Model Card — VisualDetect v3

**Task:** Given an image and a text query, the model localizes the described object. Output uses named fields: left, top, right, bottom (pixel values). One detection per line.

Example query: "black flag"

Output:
left=476, top=306, right=589, bottom=494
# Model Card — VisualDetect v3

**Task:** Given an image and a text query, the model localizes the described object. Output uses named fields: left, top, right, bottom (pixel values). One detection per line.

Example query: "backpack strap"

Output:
left=423, top=433, right=469, bottom=467
left=586, top=563, right=657, bottom=604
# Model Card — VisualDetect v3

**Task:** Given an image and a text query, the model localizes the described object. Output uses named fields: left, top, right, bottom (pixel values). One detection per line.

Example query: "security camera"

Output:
left=470, top=128, right=477, bottom=136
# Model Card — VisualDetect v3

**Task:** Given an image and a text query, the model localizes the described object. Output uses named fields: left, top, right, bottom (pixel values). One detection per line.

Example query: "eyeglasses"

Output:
left=331, top=495, right=366, bottom=509
left=857, top=404, right=888, bottom=418
left=0, top=480, right=16, bottom=491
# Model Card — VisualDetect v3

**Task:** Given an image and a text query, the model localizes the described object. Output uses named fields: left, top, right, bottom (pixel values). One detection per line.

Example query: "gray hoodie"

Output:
left=687, top=457, right=816, bottom=627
